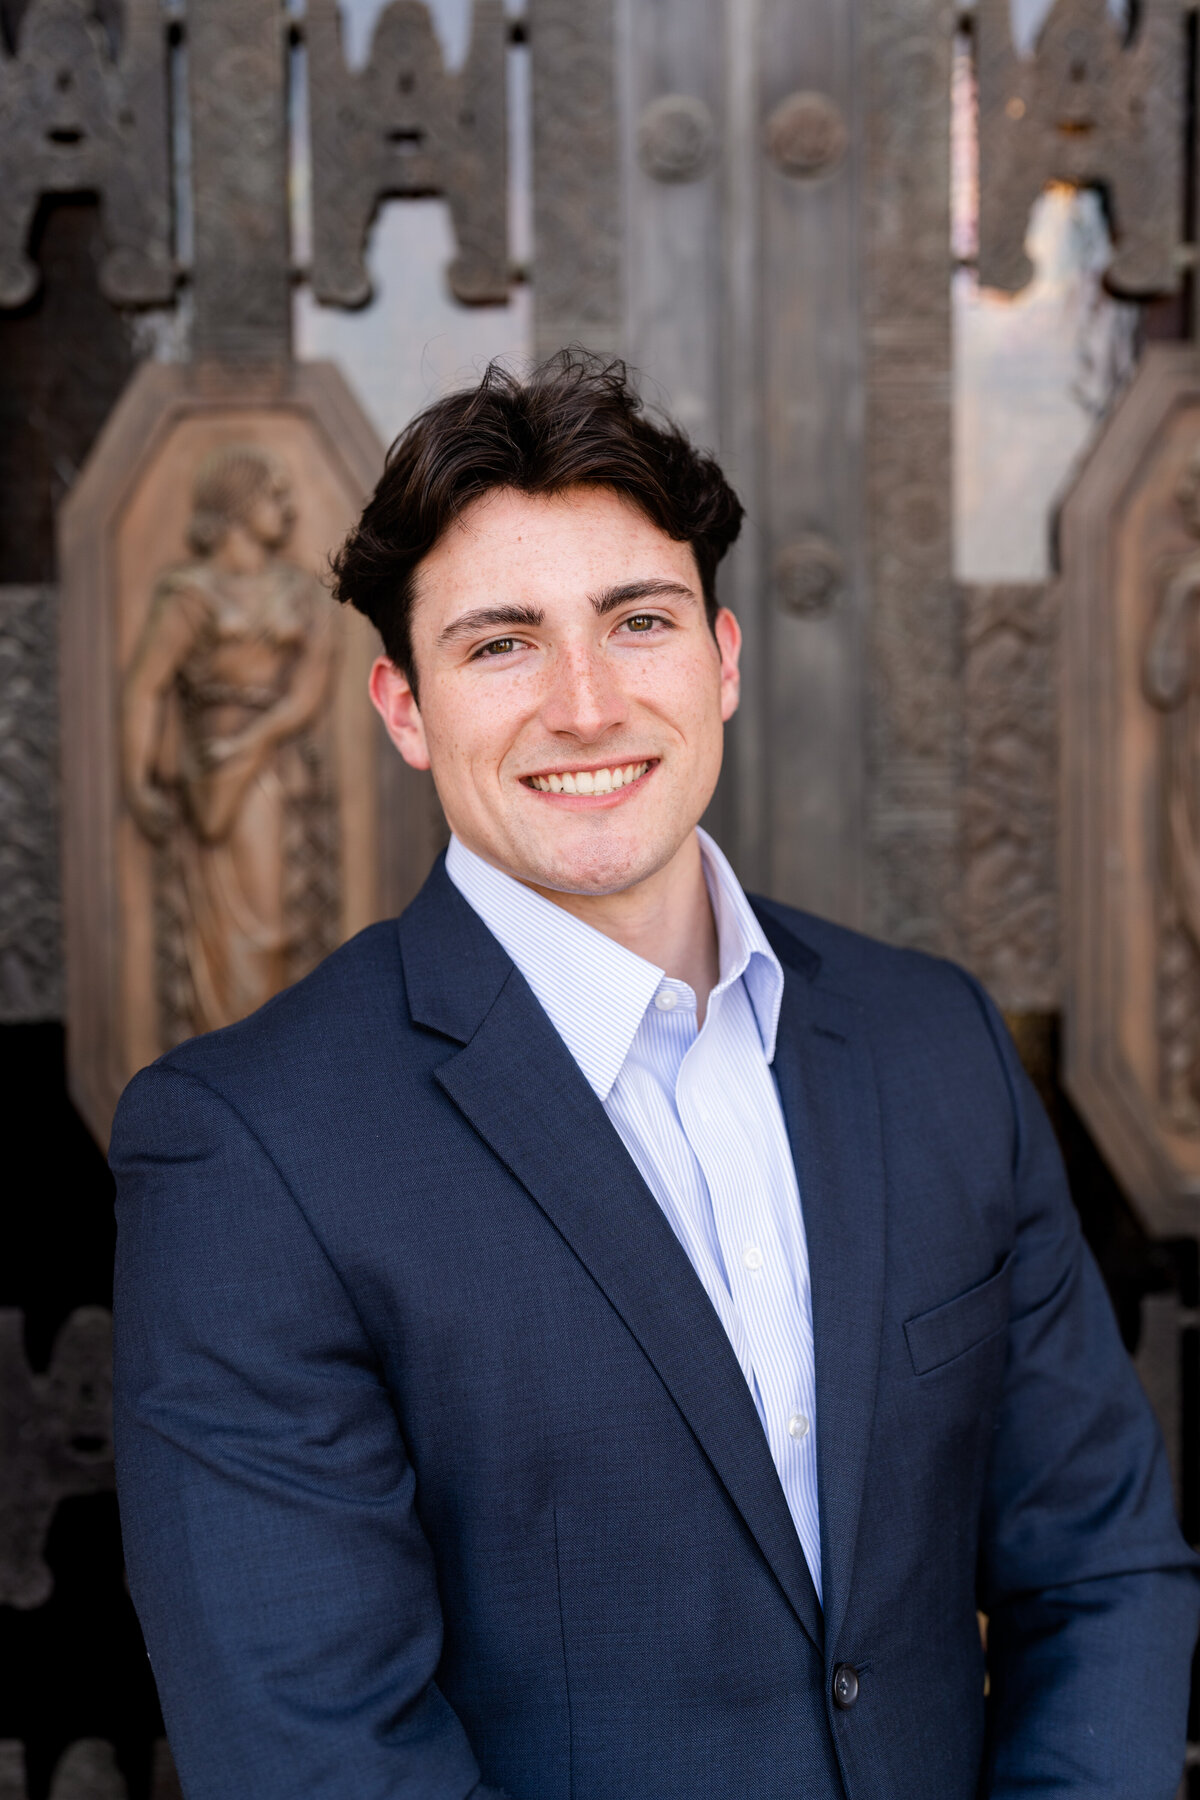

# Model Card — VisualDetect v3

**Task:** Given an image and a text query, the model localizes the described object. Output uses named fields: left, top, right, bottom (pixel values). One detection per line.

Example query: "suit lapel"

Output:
left=755, top=904, right=888, bottom=1658
left=401, top=865, right=824, bottom=1651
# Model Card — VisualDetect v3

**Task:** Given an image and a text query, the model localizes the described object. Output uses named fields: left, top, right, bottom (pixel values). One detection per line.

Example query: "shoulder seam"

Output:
left=130, top=1063, right=383, bottom=1356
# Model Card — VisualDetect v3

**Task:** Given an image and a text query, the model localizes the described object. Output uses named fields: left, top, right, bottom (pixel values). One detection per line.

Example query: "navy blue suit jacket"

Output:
left=111, top=860, right=1199, bottom=1800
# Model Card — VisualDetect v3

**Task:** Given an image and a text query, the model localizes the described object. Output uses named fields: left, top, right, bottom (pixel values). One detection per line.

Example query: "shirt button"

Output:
left=742, top=1245, right=764, bottom=1272
left=654, top=988, right=677, bottom=1011
left=787, top=1411, right=810, bottom=1441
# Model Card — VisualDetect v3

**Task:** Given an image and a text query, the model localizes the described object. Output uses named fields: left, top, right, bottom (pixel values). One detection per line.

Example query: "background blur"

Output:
left=1, top=0, right=1198, bottom=1794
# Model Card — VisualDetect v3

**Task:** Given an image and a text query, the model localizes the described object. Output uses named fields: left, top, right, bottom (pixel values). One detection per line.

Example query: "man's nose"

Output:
left=540, top=645, right=628, bottom=741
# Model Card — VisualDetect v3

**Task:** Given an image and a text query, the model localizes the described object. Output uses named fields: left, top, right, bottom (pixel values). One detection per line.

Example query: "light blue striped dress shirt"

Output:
left=445, top=828, right=822, bottom=1600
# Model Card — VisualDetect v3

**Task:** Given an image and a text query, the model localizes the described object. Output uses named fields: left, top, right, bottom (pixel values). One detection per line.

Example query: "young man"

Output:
left=112, top=353, right=1199, bottom=1800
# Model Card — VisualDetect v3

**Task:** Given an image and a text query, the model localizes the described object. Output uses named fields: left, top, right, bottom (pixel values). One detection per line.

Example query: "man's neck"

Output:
left=527, top=832, right=721, bottom=1022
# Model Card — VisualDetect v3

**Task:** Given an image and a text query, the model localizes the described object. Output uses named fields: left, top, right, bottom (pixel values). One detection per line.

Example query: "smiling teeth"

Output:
left=529, top=761, right=650, bottom=795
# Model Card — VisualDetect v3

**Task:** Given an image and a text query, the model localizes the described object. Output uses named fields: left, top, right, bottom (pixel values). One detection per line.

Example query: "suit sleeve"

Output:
left=964, top=980, right=1200, bottom=1799
left=111, top=1062, right=511, bottom=1800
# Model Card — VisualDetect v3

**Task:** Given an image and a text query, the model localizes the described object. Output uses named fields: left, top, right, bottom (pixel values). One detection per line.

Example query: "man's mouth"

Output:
left=521, top=759, right=655, bottom=796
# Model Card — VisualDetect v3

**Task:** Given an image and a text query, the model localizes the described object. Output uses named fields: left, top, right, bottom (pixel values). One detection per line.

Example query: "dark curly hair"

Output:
left=330, top=349, right=744, bottom=694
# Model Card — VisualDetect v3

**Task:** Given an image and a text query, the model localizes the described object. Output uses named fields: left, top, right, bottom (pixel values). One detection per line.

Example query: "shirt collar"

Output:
left=444, top=828, right=784, bottom=1101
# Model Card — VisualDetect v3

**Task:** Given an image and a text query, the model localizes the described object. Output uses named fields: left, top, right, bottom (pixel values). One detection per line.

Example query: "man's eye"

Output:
left=624, top=614, right=660, bottom=633
left=476, top=637, right=518, bottom=657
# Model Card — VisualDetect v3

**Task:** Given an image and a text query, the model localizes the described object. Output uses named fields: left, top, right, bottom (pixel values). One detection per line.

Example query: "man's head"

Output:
left=332, top=351, right=745, bottom=898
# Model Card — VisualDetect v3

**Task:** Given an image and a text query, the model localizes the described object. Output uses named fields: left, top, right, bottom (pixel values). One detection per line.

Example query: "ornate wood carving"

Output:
left=976, top=0, right=1184, bottom=298
left=307, top=0, right=510, bottom=310
left=962, top=582, right=1059, bottom=1011
left=864, top=0, right=957, bottom=952
left=0, top=0, right=171, bottom=310
left=0, top=1307, right=113, bottom=1610
left=1060, top=346, right=1200, bottom=1236
left=58, top=362, right=392, bottom=1145
left=0, top=587, right=61, bottom=1022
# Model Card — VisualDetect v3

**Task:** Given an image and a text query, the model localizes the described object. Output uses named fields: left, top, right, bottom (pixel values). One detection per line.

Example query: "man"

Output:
left=112, top=352, right=1199, bottom=1800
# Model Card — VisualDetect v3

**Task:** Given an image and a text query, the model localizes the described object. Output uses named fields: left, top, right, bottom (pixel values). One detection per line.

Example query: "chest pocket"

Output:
left=903, top=1251, right=1013, bottom=1376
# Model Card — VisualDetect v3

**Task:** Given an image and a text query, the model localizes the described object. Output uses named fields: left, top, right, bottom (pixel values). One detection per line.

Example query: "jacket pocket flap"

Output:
left=904, top=1252, right=1013, bottom=1376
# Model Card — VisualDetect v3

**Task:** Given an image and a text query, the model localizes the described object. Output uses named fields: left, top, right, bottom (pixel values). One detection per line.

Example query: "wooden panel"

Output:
left=615, top=0, right=723, bottom=446
left=610, top=0, right=953, bottom=939
left=756, top=0, right=864, bottom=920
left=862, top=0, right=956, bottom=952
left=613, top=0, right=868, bottom=919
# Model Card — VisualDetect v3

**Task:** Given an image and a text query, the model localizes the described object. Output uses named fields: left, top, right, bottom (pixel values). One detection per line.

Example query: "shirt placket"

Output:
left=676, top=980, right=822, bottom=1594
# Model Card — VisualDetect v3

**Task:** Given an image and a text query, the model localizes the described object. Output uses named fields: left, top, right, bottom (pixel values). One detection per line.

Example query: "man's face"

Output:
left=370, top=485, right=741, bottom=897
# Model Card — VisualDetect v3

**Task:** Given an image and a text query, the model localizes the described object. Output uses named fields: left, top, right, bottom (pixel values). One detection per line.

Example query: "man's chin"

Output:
left=511, top=827, right=686, bottom=900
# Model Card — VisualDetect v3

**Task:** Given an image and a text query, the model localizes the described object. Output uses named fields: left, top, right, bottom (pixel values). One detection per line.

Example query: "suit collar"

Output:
left=443, top=834, right=663, bottom=1100
left=440, top=830, right=788, bottom=1096
left=397, top=854, right=512, bottom=1044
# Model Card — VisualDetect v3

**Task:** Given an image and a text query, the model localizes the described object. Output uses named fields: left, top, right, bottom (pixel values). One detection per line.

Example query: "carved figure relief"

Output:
left=1059, top=347, right=1200, bottom=1235
left=0, top=1308, right=113, bottom=1611
left=1143, top=444, right=1200, bottom=1132
left=306, top=0, right=510, bottom=308
left=976, top=0, right=1183, bottom=298
left=60, top=363, right=395, bottom=1145
left=0, top=0, right=172, bottom=309
left=122, top=447, right=339, bottom=1043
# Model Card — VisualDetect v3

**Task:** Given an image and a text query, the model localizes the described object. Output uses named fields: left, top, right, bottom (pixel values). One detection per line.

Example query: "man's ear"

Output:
left=715, top=607, right=741, bottom=723
left=369, top=657, right=431, bottom=771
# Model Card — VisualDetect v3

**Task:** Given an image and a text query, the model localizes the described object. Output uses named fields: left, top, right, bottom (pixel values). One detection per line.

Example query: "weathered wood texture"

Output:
left=1059, top=346, right=1200, bottom=1238
left=529, top=0, right=621, bottom=361
left=862, top=0, right=957, bottom=952
left=57, top=362, right=399, bottom=1145
left=188, top=0, right=290, bottom=364
left=962, top=583, right=1059, bottom=1012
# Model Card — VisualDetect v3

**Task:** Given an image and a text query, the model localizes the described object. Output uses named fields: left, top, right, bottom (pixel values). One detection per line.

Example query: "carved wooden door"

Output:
left=528, top=0, right=956, bottom=952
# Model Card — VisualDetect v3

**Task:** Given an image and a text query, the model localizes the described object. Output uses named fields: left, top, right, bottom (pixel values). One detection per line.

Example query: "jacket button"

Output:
left=832, top=1664, right=859, bottom=1710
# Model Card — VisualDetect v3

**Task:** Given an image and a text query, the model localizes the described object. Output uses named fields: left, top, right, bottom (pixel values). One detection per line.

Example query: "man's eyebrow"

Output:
left=589, top=578, right=697, bottom=617
left=436, top=604, right=545, bottom=647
